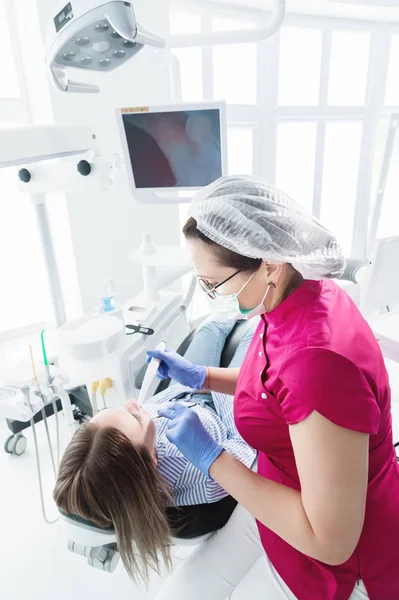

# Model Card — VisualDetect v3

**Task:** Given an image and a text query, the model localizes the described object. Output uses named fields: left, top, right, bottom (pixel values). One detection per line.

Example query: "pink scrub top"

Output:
left=234, top=280, right=399, bottom=600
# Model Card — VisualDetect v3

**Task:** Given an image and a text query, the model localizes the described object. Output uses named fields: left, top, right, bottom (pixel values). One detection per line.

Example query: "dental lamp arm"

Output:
left=135, top=24, right=165, bottom=48
left=170, top=0, right=285, bottom=47
left=50, top=65, right=99, bottom=94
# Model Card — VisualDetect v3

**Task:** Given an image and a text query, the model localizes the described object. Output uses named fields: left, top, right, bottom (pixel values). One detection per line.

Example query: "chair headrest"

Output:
left=58, top=508, right=115, bottom=533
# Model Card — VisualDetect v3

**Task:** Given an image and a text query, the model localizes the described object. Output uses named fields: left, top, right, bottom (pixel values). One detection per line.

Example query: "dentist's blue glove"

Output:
left=157, top=404, right=223, bottom=477
left=146, top=349, right=206, bottom=390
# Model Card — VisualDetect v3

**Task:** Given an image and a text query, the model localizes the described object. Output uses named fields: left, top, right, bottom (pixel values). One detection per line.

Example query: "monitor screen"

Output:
left=118, top=105, right=224, bottom=191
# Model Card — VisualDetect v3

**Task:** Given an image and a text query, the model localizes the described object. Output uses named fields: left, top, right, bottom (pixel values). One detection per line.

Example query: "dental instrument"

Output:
left=99, top=377, right=113, bottom=409
left=138, top=274, right=196, bottom=406
left=153, top=403, right=197, bottom=420
left=40, top=329, right=76, bottom=438
left=138, top=340, right=166, bottom=405
left=2, top=350, right=76, bottom=523
left=46, top=0, right=165, bottom=93
left=91, top=381, right=100, bottom=415
left=126, top=324, right=155, bottom=336
left=22, top=385, right=59, bottom=526
left=30, top=345, right=58, bottom=478
left=41, top=329, right=53, bottom=386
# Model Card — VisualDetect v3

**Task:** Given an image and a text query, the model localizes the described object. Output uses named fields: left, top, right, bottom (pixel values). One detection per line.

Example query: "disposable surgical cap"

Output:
left=188, top=175, right=345, bottom=280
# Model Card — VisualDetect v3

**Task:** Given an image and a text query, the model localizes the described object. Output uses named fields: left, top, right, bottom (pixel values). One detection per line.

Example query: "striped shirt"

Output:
left=143, top=383, right=256, bottom=506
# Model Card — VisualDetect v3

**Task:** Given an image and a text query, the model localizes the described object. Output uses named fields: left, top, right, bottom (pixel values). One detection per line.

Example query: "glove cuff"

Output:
left=204, top=445, right=224, bottom=479
left=193, top=365, right=207, bottom=390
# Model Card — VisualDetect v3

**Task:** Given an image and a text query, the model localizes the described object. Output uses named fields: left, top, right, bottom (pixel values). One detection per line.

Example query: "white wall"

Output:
left=36, top=0, right=181, bottom=314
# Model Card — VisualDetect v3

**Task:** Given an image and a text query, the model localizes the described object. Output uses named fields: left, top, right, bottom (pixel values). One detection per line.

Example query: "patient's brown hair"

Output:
left=53, top=422, right=172, bottom=584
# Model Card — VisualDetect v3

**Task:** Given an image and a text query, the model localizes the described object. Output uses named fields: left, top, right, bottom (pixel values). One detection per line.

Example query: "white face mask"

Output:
left=207, top=273, right=273, bottom=320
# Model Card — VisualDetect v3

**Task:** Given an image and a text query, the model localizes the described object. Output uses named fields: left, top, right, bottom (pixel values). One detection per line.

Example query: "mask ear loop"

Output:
left=262, top=281, right=276, bottom=314
left=235, top=271, right=257, bottom=297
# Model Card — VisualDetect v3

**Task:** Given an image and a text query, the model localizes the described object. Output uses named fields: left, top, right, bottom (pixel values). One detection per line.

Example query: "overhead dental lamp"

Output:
left=46, top=1, right=165, bottom=93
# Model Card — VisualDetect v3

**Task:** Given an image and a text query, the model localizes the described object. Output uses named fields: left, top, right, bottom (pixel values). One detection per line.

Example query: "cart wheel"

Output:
left=13, top=434, right=27, bottom=456
left=4, top=434, right=27, bottom=456
left=4, top=435, right=15, bottom=454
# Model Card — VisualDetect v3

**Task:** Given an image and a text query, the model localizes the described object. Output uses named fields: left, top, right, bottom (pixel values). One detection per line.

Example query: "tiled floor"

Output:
left=2, top=360, right=399, bottom=600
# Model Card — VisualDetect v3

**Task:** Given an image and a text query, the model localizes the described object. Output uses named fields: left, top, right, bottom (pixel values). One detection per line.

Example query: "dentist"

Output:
left=149, top=175, right=399, bottom=600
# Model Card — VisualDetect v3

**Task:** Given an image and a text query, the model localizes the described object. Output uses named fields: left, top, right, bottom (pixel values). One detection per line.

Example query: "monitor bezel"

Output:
left=115, top=100, right=228, bottom=195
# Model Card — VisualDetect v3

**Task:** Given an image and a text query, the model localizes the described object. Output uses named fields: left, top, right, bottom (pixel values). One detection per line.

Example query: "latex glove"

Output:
left=146, top=349, right=206, bottom=390
left=157, top=403, right=223, bottom=477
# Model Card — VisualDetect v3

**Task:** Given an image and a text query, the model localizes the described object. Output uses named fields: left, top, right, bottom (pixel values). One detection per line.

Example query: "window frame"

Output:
left=169, top=2, right=399, bottom=259
left=0, top=0, right=81, bottom=340
left=1, top=0, right=31, bottom=122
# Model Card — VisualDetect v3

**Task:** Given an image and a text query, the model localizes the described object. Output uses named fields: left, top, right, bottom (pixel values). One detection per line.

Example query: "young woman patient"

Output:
left=53, top=318, right=256, bottom=583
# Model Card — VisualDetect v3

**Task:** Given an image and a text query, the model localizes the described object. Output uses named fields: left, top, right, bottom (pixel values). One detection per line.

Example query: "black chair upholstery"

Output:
left=58, top=509, right=114, bottom=532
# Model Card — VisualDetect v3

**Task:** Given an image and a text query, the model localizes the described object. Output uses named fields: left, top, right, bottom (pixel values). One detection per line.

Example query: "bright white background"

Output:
left=2, top=0, right=399, bottom=334
left=171, top=2, right=399, bottom=261
left=2, top=4, right=399, bottom=600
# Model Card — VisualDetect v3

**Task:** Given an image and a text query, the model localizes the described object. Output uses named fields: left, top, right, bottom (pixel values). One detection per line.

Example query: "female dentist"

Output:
left=149, top=176, right=399, bottom=600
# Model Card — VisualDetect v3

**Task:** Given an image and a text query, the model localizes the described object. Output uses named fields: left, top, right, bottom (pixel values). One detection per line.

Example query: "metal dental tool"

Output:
left=153, top=403, right=198, bottom=420
left=21, top=385, right=58, bottom=526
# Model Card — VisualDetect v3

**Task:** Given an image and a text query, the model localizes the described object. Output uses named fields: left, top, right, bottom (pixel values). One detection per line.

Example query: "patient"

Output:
left=53, top=318, right=256, bottom=584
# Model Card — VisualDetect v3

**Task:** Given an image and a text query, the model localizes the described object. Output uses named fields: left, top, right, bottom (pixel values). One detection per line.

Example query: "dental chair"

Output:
left=57, top=262, right=368, bottom=573
left=361, top=237, right=399, bottom=363
left=58, top=319, right=255, bottom=573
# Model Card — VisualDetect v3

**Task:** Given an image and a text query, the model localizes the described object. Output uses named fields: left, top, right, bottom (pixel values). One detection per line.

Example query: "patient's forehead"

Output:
left=93, top=407, right=142, bottom=443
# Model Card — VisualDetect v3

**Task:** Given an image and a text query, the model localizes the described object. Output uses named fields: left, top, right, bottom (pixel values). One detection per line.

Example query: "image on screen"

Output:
left=121, top=108, right=223, bottom=189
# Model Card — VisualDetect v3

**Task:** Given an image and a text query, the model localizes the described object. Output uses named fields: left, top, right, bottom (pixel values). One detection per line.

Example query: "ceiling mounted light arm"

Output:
left=49, top=63, right=100, bottom=93
left=170, top=0, right=286, bottom=47
left=46, top=1, right=165, bottom=93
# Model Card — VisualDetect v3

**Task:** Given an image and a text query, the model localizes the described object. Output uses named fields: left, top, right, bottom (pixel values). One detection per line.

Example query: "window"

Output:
left=0, top=1, right=20, bottom=98
left=0, top=167, right=53, bottom=331
left=278, top=27, right=322, bottom=106
left=169, top=7, right=201, bottom=35
left=212, top=16, right=256, bottom=31
left=228, top=127, right=253, bottom=175
left=169, top=6, right=398, bottom=259
left=320, top=122, right=363, bottom=254
left=213, top=43, right=257, bottom=104
left=46, top=194, right=82, bottom=321
left=172, top=48, right=203, bottom=101
left=0, top=1, right=81, bottom=335
left=328, top=31, right=370, bottom=106
left=376, top=129, right=399, bottom=239
left=276, top=122, right=317, bottom=212
left=385, top=34, right=399, bottom=106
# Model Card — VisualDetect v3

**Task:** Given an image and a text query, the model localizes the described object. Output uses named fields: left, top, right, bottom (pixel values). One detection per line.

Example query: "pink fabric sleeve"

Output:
left=277, top=348, right=381, bottom=435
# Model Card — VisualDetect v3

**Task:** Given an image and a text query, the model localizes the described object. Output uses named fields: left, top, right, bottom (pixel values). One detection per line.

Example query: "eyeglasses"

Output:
left=198, top=270, right=241, bottom=300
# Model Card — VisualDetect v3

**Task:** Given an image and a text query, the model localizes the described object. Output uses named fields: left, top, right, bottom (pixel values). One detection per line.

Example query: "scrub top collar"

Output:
left=261, top=279, right=323, bottom=329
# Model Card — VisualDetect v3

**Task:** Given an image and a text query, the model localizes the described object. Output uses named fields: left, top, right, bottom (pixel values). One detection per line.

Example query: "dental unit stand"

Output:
left=123, top=232, right=195, bottom=402
left=0, top=364, right=78, bottom=523
left=57, top=232, right=195, bottom=411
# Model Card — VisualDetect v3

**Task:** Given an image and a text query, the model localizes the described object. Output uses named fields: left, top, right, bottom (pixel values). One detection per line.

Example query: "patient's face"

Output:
left=92, top=399, right=157, bottom=459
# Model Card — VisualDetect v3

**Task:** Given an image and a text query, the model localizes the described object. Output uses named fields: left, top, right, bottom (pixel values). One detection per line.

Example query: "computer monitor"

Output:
left=116, top=102, right=227, bottom=197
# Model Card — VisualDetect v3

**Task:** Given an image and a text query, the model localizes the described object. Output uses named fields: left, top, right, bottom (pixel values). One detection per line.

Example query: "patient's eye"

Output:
left=131, top=412, right=143, bottom=427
